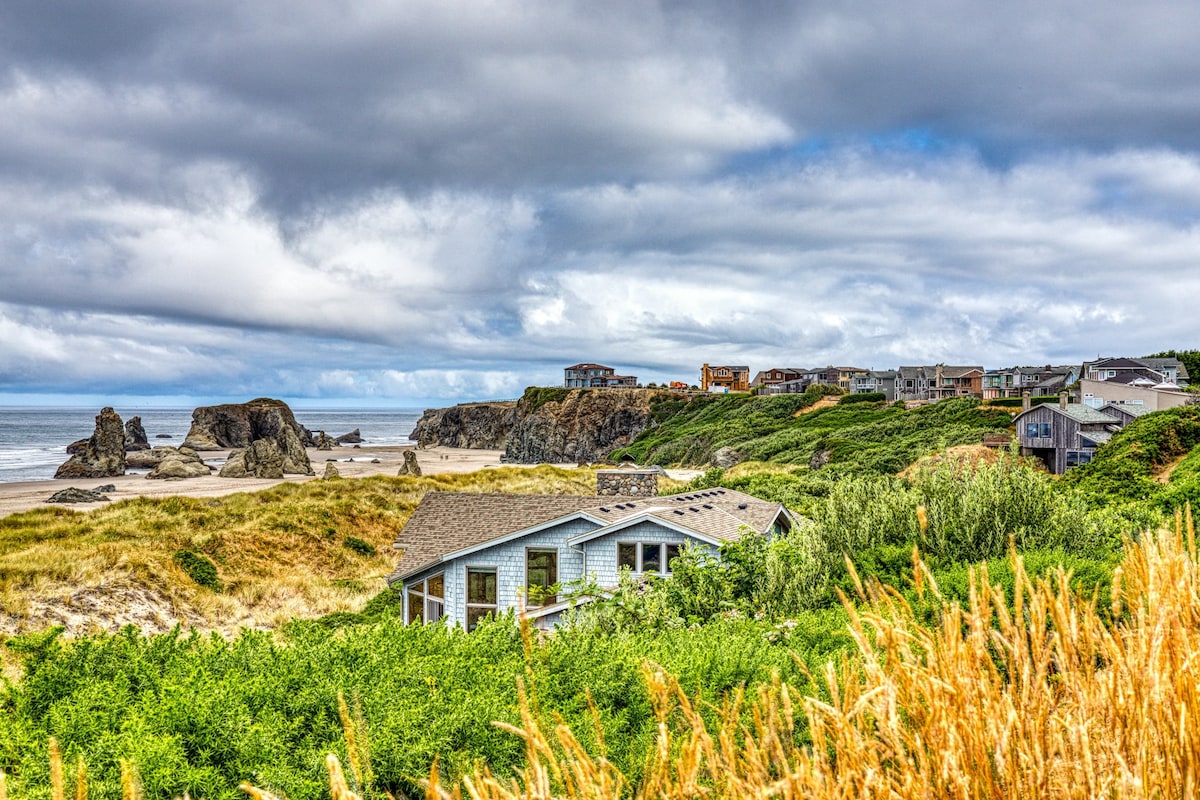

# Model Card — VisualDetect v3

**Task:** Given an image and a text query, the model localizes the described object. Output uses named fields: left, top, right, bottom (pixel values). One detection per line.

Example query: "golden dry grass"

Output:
left=0, top=466, right=599, bottom=642
left=11, top=513, right=1200, bottom=799
left=450, top=512, right=1200, bottom=799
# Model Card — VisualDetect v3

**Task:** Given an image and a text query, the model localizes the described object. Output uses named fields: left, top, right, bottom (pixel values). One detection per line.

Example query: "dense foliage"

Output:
left=5, top=386, right=1200, bottom=798
left=615, top=394, right=1011, bottom=469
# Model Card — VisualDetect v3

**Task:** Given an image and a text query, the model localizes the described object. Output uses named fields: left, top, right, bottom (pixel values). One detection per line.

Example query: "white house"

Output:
left=387, top=485, right=796, bottom=630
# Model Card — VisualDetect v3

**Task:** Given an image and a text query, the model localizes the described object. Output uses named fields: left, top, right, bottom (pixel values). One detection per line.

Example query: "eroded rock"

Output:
left=54, top=407, right=127, bottom=479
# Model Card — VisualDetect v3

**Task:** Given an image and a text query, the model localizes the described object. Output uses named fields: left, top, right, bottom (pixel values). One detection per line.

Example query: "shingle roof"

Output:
left=1079, top=430, right=1114, bottom=445
left=1100, top=403, right=1152, bottom=418
left=388, top=488, right=787, bottom=583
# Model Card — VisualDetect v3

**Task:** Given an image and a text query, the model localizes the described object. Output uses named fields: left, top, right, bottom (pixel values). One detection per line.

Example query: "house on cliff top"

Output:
left=387, top=471, right=796, bottom=630
left=564, top=363, right=638, bottom=388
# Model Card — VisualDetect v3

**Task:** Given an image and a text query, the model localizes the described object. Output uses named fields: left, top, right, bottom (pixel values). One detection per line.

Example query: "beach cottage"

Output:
left=387, top=481, right=795, bottom=630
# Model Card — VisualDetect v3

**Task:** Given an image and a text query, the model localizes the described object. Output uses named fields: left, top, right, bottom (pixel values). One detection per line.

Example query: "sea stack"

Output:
left=183, top=398, right=313, bottom=478
left=54, top=407, right=127, bottom=479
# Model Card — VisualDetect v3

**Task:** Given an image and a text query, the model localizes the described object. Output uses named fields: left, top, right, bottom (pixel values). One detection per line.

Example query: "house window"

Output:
left=617, top=542, right=682, bottom=575
left=1066, top=450, right=1094, bottom=467
left=1026, top=422, right=1051, bottom=438
left=466, top=567, right=497, bottom=631
left=406, top=572, right=445, bottom=624
left=526, top=548, right=558, bottom=606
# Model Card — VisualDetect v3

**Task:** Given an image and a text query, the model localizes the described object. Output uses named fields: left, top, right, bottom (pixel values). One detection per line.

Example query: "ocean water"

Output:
left=0, top=406, right=423, bottom=483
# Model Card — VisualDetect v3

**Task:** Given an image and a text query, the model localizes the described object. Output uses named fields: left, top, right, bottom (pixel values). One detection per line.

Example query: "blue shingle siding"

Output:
left=582, top=520, right=718, bottom=586
left=405, top=518, right=599, bottom=628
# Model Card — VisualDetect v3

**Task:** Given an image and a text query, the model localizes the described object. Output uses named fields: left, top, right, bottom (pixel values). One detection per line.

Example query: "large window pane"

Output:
left=526, top=549, right=558, bottom=605
left=466, top=606, right=492, bottom=631
left=407, top=590, right=423, bottom=624
left=468, top=569, right=497, bottom=604
left=427, top=573, right=444, bottom=599
left=641, top=543, right=662, bottom=573
left=664, top=543, right=681, bottom=573
left=618, top=543, right=637, bottom=570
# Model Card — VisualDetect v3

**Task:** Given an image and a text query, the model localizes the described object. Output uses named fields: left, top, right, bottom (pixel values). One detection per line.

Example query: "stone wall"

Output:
left=596, top=469, right=658, bottom=497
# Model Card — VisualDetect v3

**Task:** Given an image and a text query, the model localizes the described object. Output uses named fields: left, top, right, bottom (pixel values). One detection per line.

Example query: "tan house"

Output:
left=701, top=364, right=751, bottom=393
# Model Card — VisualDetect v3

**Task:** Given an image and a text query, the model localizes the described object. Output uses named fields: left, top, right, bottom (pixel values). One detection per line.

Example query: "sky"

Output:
left=2, top=1, right=1199, bottom=407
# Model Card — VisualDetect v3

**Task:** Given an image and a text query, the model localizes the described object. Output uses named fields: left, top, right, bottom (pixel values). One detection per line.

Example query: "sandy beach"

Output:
left=0, top=445, right=542, bottom=519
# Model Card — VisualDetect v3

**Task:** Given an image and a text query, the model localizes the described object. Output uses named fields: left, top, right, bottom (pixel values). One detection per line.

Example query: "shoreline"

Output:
left=0, top=445, right=531, bottom=519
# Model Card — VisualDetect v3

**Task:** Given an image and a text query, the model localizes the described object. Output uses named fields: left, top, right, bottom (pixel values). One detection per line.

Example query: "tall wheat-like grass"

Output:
left=455, top=512, right=1200, bottom=799
left=16, top=512, right=1200, bottom=799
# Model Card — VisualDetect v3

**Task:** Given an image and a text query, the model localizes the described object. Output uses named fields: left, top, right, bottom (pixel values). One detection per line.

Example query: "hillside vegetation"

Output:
left=613, top=392, right=1012, bottom=471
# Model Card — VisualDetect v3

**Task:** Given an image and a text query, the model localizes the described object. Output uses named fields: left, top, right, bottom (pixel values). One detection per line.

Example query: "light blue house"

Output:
left=387, top=486, right=796, bottom=630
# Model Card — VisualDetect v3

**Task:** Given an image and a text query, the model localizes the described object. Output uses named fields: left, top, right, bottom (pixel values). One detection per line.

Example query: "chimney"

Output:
left=1022, top=390, right=1031, bottom=412
left=1059, top=390, right=1068, bottom=410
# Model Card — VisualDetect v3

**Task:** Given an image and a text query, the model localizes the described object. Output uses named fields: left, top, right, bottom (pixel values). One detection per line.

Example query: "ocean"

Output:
left=0, top=406, right=424, bottom=483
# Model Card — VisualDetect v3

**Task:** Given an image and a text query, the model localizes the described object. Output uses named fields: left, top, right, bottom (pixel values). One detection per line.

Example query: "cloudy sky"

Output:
left=2, top=1, right=1199, bottom=406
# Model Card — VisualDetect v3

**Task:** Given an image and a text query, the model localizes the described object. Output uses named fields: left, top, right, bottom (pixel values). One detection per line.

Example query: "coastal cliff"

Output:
left=410, top=387, right=676, bottom=463
left=409, top=402, right=520, bottom=449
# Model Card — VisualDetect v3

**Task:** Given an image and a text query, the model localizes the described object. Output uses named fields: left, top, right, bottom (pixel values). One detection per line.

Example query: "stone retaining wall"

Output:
left=596, top=469, right=658, bottom=496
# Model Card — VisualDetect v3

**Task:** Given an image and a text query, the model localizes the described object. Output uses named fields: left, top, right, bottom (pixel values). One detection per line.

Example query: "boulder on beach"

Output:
left=397, top=449, right=422, bottom=477
left=335, top=429, right=363, bottom=444
left=185, top=398, right=313, bottom=478
left=146, top=447, right=211, bottom=480
left=322, top=462, right=341, bottom=479
left=54, top=407, right=127, bottom=479
left=313, top=431, right=339, bottom=450
left=125, top=416, right=150, bottom=451
left=46, top=487, right=111, bottom=504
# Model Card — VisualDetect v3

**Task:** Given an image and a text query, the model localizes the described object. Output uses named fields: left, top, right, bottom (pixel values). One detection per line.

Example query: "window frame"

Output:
left=465, top=566, right=498, bottom=631
left=525, top=547, right=559, bottom=606
left=406, top=571, right=445, bottom=625
left=616, top=541, right=684, bottom=575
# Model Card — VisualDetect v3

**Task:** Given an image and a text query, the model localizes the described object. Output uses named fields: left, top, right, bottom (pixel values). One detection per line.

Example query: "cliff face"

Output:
left=503, top=388, right=673, bottom=464
left=409, top=402, right=519, bottom=449
left=410, top=388, right=675, bottom=463
left=183, top=398, right=313, bottom=476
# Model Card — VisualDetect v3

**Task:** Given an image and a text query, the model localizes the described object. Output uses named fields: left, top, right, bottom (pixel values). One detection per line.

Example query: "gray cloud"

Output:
left=0, top=2, right=1197, bottom=402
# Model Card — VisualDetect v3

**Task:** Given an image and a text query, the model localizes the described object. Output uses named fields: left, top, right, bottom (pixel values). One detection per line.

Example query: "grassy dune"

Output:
left=0, top=467, right=638, bottom=640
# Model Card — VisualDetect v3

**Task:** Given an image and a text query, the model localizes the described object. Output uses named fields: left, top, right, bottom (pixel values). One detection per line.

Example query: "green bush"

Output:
left=173, top=550, right=222, bottom=591
left=838, top=392, right=886, bottom=404
left=342, top=536, right=376, bottom=557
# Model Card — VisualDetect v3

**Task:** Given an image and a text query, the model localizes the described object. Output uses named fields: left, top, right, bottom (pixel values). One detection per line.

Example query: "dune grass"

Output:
left=0, top=466, right=618, bottom=642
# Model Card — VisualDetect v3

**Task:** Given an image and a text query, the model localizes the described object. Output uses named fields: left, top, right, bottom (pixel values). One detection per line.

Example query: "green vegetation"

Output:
left=615, top=391, right=1009, bottom=470
left=1062, top=405, right=1200, bottom=513
left=172, top=550, right=222, bottom=592
left=4, top=385, right=1200, bottom=799
left=518, top=386, right=576, bottom=411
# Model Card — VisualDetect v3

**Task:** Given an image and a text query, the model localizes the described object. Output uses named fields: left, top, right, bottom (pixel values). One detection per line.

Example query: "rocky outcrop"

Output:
left=336, top=429, right=363, bottom=444
left=313, top=431, right=339, bottom=450
left=55, top=407, right=127, bottom=479
left=710, top=446, right=743, bottom=469
left=397, top=450, right=422, bottom=476
left=146, top=447, right=211, bottom=480
left=125, top=417, right=150, bottom=451
left=322, top=462, right=341, bottom=479
left=46, top=487, right=111, bottom=503
left=410, top=402, right=518, bottom=449
left=502, top=388, right=673, bottom=464
left=184, top=398, right=313, bottom=477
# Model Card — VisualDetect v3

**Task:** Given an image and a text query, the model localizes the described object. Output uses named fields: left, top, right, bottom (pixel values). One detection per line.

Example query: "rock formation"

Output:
left=184, top=398, right=313, bottom=478
left=46, top=487, right=111, bottom=503
left=146, top=447, right=211, bottom=479
left=322, top=462, right=341, bottom=479
left=710, top=446, right=743, bottom=469
left=409, top=402, right=519, bottom=449
left=313, top=431, right=339, bottom=450
left=501, top=388, right=673, bottom=464
left=397, top=449, right=422, bottom=476
left=125, top=416, right=150, bottom=451
left=336, top=429, right=363, bottom=444
left=54, top=407, right=127, bottom=479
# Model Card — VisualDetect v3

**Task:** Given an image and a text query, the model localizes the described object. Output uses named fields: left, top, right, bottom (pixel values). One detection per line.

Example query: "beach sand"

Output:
left=0, top=445, right=536, bottom=518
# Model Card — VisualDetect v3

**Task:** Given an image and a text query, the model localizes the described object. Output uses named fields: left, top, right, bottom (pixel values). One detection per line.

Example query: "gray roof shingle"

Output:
left=388, top=487, right=787, bottom=583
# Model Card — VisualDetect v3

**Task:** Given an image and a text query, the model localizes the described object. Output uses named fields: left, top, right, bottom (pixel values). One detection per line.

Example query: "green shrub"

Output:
left=173, top=550, right=222, bottom=591
left=838, top=392, right=886, bottom=404
left=342, top=536, right=376, bottom=557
